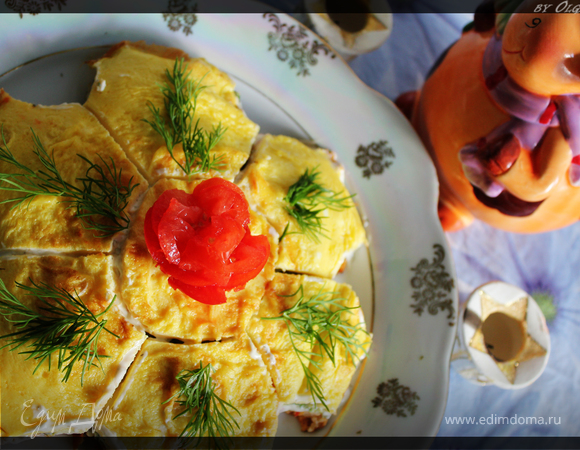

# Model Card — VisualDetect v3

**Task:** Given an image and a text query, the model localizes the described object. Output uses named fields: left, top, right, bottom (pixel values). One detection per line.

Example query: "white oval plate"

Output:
left=0, top=10, right=458, bottom=438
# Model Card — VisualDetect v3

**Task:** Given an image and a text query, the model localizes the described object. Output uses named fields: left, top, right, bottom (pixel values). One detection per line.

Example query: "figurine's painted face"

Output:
left=480, top=7, right=580, bottom=230
left=416, top=7, right=580, bottom=233
left=502, top=1, right=580, bottom=96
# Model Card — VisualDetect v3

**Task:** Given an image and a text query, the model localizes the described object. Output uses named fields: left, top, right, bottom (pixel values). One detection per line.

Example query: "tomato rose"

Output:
left=144, top=178, right=270, bottom=304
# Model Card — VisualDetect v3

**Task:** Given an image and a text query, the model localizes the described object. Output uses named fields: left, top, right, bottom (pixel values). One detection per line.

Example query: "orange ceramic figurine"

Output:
left=400, top=0, right=580, bottom=232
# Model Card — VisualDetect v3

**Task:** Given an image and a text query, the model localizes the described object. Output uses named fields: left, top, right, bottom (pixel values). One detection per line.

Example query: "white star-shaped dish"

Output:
left=460, top=281, right=550, bottom=389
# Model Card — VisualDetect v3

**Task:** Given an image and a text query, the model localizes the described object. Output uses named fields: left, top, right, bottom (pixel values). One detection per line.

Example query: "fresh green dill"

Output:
left=143, top=57, right=226, bottom=176
left=261, top=284, right=369, bottom=410
left=282, top=166, right=354, bottom=243
left=278, top=222, right=290, bottom=242
left=0, top=127, right=139, bottom=237
left=0, top=278, right=119, bottom=385
left=164, top=363, right=240, bottom=448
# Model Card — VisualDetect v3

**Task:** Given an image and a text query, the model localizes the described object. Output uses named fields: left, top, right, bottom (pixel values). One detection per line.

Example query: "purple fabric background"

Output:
left=346, top=13, right=580, bottom=437
left=264, top=0, right=580, bottom=435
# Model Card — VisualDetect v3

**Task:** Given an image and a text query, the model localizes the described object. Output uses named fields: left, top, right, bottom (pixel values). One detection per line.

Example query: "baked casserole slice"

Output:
left=237, top=134, right=366, bottom=279
left=120, top=178, right=277, bottom=342
left=0, top=90, right=147, bottom=253
left=247, top=272, right=371, bottom=431
left=0, top=254, right=146, bottom=436
left=85, top=41, right=259, bottom=182
left=99, top=335, right=278, bottom=437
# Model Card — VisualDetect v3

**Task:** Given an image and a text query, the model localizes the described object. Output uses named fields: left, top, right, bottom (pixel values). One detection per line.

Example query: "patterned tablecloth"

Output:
left=269, top=0, right=580, bottom=436
left=346, top=12, right=580, bottom=438
left=265, top=0, right=580, bottom=436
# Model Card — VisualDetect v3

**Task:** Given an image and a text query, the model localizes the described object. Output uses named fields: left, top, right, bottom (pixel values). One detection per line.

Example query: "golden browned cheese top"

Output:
left=238, top=134, right=366, bottom=278
left=247, top=272, right=370, bottom=414
left=0, top=90, right=147, bottom=253
left=120, top=178, right=278, bottom=342
left=84, top=43, right=259, bottom=182
left=102, top=336, right=278, bottom=437
left=0, top=254, right=146, bottom=436
left=0, top=41, right=371, bottom=438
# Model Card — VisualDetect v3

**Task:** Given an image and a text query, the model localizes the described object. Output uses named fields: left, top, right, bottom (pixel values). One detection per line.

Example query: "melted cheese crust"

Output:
left=0, top=42, right=371, bottom=438
left=0, top=254, right=146, bottom=436
left=84, top=42, right=259, bottom=182
left=248, top=273, right=370, bottom=413
left=296, top=278, right=371, bottom=414
left=247, top=273, right=313, bottom=404
left=120, top=178, right=277, bottom=342
left=238, top=135, right=366, bottom=278
left=0, top=90, right=147, bottom=253
left=102, top=336, right=278, bottom=437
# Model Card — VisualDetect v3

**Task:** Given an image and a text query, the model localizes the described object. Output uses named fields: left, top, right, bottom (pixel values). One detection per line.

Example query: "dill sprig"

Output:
left=165, top=363, right=240, bottom=448
left=0, top=127, right=139, bottom=237
left=282, top=167, right=354, bottom=243
left=143, top=57, right=226, bottom=176
left=262, top=284, right=369, bottom=410
left=0, top=278, right=119, bottom=385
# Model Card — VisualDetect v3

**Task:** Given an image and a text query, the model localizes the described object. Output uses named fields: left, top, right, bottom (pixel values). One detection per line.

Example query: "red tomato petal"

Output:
left=149, top=189, right=188, bottom=234
left=178, top=239, right=232, bottom=286
left=167, top=277, right=227, bottom=305
left=225, top=234, right=270, bottom=289
left=158, top=216, right=193, bottom=265
left=157, top=257, right=220, bottom=286
left=178, top=239, right=212, bottom=271
left=143, top=182, right=270, bottom=305
left=158, top=198, right=202, bottom=264
left=192, top=178, right=250, bottom=226
left=194, top=215, right=246, bottom=262
left=169, top=198, right=204, bottom=227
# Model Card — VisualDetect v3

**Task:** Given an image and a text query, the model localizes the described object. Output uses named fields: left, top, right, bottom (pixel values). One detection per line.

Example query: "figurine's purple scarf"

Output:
left=459, top=35, right=580, bottom=197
